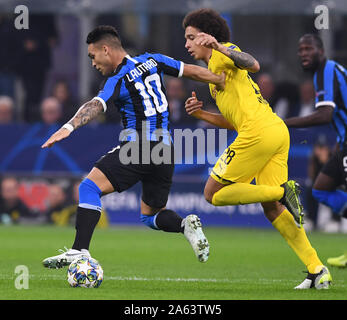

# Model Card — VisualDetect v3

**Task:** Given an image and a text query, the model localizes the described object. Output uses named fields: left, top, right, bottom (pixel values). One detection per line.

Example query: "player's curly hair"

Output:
left=182, top=8, right=231, bottom=43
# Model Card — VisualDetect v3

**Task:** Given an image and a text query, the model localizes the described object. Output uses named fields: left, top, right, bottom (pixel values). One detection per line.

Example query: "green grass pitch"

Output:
left=0, top=225, right=346, bottom=300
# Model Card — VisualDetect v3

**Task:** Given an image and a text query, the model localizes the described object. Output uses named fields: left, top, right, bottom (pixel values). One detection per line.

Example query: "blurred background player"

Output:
left=41, top=25, right=226, bottom=268
left=182, top=8, right=331, bottom=289
left=285, top=33, right=347, bottom=268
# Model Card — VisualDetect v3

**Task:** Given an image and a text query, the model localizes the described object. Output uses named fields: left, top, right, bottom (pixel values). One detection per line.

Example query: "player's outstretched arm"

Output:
left=41, top=99, right=104, bottom=148
left=194, top=32, right=260, bottom=73
left=185, top=91, right=235, bottom=130
left=284, top=105, right=333, bottom=128
left=183, top=64, right=225, bottom=90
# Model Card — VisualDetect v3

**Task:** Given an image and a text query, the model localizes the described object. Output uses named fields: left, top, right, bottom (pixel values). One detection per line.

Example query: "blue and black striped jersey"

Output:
left=94, top=53, right=184, bottom=143
left=314, top=59, right=347, bottom=146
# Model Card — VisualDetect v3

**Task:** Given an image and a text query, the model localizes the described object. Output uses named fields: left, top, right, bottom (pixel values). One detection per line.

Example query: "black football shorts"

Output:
left=94, top=141, right=174, bottom=209
left=321, top=144, right=347, bottom=188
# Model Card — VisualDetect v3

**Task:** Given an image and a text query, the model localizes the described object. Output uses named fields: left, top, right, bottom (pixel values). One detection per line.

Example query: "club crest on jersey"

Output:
left=126, top=59, right=158, bottom=82
left=316, top=90, right=326, bottom=97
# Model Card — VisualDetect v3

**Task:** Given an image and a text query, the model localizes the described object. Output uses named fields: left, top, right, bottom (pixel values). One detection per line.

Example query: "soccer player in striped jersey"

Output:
left=41, top=25, right=226, bottom=268
left=182, top=9, right=331, bottom=289
left=285, top=33, right=347, bottom=268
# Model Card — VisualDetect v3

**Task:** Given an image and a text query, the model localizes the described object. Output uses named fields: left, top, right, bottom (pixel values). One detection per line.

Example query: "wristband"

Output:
left=62, top=123, right=74, bottom=132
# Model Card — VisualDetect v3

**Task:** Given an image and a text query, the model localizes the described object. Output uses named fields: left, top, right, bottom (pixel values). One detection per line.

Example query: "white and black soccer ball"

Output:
left=67, top=256, right=103, bottom=288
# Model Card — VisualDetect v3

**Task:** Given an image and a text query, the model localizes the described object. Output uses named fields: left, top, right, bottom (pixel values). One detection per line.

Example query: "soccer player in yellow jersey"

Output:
left=182, top=8, right=332, bottom=289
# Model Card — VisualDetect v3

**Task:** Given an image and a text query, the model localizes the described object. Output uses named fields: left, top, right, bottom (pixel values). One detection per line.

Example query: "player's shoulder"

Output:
left=222, top=42, right=241, bottom=51
left=211, top=42, right=241, bottom=60
left=328, top=59, right=347, bottom=75
left=146, top=51, right=180, bottom=63
left=314, top=59, right=343, bottom=85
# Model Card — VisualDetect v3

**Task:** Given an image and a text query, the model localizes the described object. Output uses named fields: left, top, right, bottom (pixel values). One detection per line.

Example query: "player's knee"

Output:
left=204, top=186, right=214, bottom=204
left=78, top=178, right=102, bottom=212
left=140, top=213, right=159, bottom=230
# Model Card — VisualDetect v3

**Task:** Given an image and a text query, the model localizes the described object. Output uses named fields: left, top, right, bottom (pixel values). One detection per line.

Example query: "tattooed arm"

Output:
left=67, top=99, right=104, bottom=130
left=41, top=98, right=104, bottom=148
left=194, top=32, right=260, bottom=73
left=222, top=47, right=260, bottom=73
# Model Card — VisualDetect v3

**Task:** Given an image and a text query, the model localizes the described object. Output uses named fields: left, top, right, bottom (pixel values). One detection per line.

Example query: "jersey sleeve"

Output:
left=150, top=53, right=184, bottom=78
left=313, top=61, right=337, bottom=109
left=94, top=76, right=121, bottom=112
left=219, top=43, right=242, bottom=70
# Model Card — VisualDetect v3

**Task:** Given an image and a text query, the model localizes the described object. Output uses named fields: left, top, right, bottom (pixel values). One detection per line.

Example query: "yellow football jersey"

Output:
left=208, top=42, right=282, bottom=133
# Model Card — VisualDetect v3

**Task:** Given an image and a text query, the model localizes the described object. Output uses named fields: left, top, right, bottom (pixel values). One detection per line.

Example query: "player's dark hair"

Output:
left=182, top=8, right=231, bottom=43
left=301, top=33, right=324, bottom=49
left=86, top=25, right=122, bottom=48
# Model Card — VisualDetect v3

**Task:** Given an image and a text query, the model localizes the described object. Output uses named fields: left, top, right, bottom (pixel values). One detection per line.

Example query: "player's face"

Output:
left=184, top=26, right=210, bottom=61
left=297, top=39, right=322, bottom=71
left=88, top=43, right=114, bottom=76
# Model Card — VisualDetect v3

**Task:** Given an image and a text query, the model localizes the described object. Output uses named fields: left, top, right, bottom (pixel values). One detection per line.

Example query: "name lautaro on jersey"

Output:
left=126, top=58, right=158, bottom=82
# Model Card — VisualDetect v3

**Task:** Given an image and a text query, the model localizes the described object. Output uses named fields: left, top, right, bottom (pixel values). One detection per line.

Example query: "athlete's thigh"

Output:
left=94, top=142, right=148, bottom=194
left=315, top=148, right=346, bottom=190
left=256, top=150, right=288, bottom=186
left=211, top=134, right=271, bottom=184
left=86, top=167, right=114, bottom=194
left=313, top=172, right=337, bottom=191
left=256, top=123, right=290, bottom=186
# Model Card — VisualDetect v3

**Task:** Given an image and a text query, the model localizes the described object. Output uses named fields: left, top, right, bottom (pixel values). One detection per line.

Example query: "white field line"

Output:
left=0, top=273, right=345, bottom=287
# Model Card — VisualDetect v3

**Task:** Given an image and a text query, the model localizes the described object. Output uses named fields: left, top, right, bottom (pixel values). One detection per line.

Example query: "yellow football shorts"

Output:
left=211, top=121, right=290, bottom=187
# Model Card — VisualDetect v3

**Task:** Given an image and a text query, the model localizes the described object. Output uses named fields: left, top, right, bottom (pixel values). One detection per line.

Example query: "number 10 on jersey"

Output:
left=135, top=74, right=169, bottom=117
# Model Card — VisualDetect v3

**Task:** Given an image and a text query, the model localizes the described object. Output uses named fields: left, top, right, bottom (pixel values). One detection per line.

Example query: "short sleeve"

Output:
left=219, top=43, right=242, bottom=70
left=94, top=76, right=121, bottom=112
left=150, top=53, right=184, bottom=77
left=313, top=60, right=337, bottom=109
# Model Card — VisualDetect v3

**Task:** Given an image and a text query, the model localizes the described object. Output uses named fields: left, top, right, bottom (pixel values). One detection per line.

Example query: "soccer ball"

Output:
left=67, top=256, right=103, bottom=288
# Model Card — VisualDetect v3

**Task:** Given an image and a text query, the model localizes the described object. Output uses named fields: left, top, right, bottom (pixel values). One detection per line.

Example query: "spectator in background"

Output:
left=0, top=96, right=15, bottom=124
left=298, top=80, right=315, bottom=117
left=305, top=137, right=332, bottom=230
left=50, top=180, right=108, bottom=228
left=51, top=80, right=78, bottom=123
left=256, top=73, right=276, bottom=106
left=165, top=77, right=192, bottom=124
left=0, top=14, right=20, bottom=98
left=17, top=14, right=58, bottom=122
left=272, top=82, right=300, bottom=119
left=257, top=73, right=300, bottom=119
left=40, top=97, right=63, bottom=125
left=0, top=176, right=35, bottom=224
left=44, top=183, right=68, bottom=223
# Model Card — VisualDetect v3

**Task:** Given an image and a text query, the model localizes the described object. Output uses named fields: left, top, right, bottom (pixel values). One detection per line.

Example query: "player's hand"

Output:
left=185, top=91, right=204, bottom=118
left=41, top=127, right=71, bottom=148
left=194, top=32, right=220, bottom=50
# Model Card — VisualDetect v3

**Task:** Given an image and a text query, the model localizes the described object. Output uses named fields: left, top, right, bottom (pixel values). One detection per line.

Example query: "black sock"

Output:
left=72, top=206, right=101, bottom=251
left=155, top=209, right=184, bottom=233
